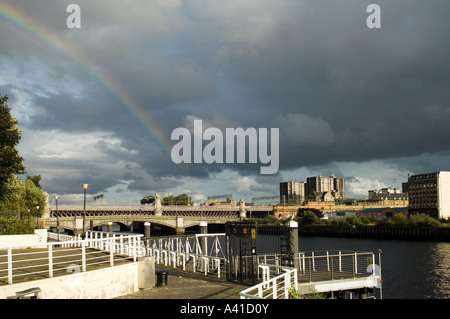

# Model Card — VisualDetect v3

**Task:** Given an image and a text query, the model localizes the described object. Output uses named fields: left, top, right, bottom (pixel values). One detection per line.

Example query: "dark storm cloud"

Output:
left=223, top=0, right=450, bottom=172
left=2, top=0, right=450, bottom=197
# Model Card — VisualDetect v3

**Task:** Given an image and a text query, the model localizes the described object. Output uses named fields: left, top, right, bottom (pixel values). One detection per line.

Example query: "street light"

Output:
left=35, top=205, right=40, bottom=228
left=82, top=184, right=89, bottom=239
left=54, top=195, right=59, bottom=241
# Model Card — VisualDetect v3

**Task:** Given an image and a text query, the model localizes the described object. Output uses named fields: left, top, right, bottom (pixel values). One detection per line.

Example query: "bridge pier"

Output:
left=175, top=217, right=185, bottom=234
left=239, top=199, right=246, bottom=219
left=199, top=221, right=207, bottom=255
left=73, top=217, right=84, bottom=236
left=154, top=193, right=162, bottom=216
left=144, top=222, right=151, bottom=238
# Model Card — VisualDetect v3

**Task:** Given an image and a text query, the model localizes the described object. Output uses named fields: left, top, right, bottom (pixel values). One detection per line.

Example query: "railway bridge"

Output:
left=46, top=199, right=273, bottom=235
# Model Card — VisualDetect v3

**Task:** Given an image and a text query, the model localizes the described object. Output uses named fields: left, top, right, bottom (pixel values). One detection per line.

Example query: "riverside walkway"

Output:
left=116, top=265, right=249, bottom=299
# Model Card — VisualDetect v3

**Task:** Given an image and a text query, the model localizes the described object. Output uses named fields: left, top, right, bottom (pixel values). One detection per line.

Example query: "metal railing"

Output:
left=240, top=264, right=298, bottom=299
left=50, top=204, right=272, bottom=211
left=143, top=234, right=227, bottom=278
left=0, top=231, right=143, bottom=285
left=296, top=250, right=376, bottom=283
left=239, top=250, right=379, bottom=299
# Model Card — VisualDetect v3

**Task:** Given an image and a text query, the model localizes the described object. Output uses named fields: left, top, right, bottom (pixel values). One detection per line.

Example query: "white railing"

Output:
left=239, top=250, right=380, bottom=299
left=240, top=264, right=298, bottom=299
left=143, top=234, right=226, bottom=278
left=295, top=250, right=376, bottom=282
left=0, top=231, right=143, bottom=285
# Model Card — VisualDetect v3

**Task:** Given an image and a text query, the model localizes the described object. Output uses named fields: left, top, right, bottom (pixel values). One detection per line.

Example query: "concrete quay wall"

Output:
left=0, top=257, right=155, bottom=299
left=0, top=229, right=47, bottom=248
left=298, top=225, right=450, bottom=241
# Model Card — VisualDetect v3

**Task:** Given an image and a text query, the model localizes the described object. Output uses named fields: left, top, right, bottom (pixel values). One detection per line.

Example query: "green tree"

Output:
left=0, top=174, right=26, bottom=218
left=0, top=94, right=25, bottom=198
left=409, top=213, right=441, bottom=227
left=162, top=193, right=193, bottom=205
left=26, top=175, right=42, bottom=189
left=0, top=175, right=46, bottom=219
left=392, top=213, right=408, bottom=225
left=24, top=177, right=46, bottom=218
left=298, top=210, right=320, bottom=225
left=345, top=215, right=363, bottom=226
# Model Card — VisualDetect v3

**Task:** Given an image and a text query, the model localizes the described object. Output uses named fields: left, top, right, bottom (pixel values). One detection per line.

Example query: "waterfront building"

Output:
left=407, top=171, right=450, bottom=220
left=356, top=207, right=408, bottom=220
left=368, top=187, right=408, bottom=201
left=280, top=181, right=305, bottom=204
left=280, top=174, right=345, bottom=204
left=306, top=174, right=345, bottom=201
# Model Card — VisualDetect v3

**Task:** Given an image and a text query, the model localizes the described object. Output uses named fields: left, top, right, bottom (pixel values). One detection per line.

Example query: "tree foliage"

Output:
left=0, top=94, right=46, bottom=223
left=409, top=213, right=441, bottom=227
left=162, top=193, right=193, bottom=205
left=0, top=217, right=34, bottom=235
left=0, top=94, right=25, bottom=198
left=0, top=175, right=46, bottom=219
left=297, top=210, right=320, bottom=225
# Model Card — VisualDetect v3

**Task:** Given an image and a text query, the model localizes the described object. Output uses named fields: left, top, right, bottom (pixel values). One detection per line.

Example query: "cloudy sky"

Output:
left=1, top=0, right=450, bottom=205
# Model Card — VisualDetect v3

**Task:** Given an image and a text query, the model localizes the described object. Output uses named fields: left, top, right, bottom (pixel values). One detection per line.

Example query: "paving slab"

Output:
left=116, top=265, right=250, bottom=299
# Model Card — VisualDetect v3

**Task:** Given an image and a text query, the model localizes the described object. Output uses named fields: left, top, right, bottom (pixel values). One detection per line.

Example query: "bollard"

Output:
left=156, top=270, right=168, bottom=287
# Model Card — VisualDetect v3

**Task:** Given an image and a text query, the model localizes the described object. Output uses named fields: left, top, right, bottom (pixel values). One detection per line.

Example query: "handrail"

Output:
left=0, top=231, right=144, bottom=285
left=240, top=264, right=298, bottom=299
left=144, top=233, right=226, bottom=278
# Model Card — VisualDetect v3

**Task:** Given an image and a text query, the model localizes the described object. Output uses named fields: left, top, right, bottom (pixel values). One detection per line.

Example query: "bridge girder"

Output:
left=46, top=216, right=240, bottom=232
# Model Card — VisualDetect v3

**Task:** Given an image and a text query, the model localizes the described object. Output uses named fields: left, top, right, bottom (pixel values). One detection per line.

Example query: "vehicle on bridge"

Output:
left=140, top=195, right=155, bottom=205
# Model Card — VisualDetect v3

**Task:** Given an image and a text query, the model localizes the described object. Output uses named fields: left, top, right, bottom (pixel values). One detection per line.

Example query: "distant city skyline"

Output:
left=1, top=1, right=450, bottom=205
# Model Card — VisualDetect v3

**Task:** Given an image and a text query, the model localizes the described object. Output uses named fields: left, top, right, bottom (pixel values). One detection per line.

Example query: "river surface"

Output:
left=297, top=236, right=450, bottom=299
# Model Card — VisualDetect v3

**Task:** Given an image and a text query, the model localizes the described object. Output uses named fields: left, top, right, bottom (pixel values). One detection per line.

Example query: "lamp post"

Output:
left=82, top=184, right=89, bottom=239
left=35, top=205, right=40, bottom=228
left=54, top=195, right=59, bottom=241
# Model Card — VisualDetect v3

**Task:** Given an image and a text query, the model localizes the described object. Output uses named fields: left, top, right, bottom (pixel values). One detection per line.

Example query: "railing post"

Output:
left=82, top=241, right=86, bottom=272
left=326, top=251, right=330, bottom=271
left=293, top=268, right=298, bottom=291
left=7, top=247, right=13, bottom=285
left=312, top=252, right=315, bottom=271
left=284, top=272, right=289, bottom=298
left=273, top=280, right=277, bottom=299
left=133, top=235, right=137, bottom=262
left=330, top=256, right=334, bottom=280
left=215, top=258, right=221, bottom=278
left=48, top=244, right=54, bottom=278
left=308, top=258, right=312, bottom=282
left=110, top=237, right=114, bottom=266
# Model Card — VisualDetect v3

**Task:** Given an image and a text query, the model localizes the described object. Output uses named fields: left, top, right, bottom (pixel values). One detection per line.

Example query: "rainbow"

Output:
left=0, top=3, right=175, bottom=161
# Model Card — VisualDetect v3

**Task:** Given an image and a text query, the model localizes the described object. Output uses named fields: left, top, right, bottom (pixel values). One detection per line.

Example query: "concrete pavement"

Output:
left=116, top=265, right=250, bottom=299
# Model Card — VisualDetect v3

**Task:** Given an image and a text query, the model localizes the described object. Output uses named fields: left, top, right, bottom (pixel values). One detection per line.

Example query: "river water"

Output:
left=297, top=236, right=450, bottom=299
